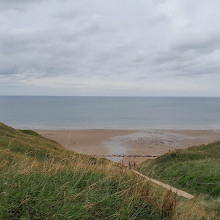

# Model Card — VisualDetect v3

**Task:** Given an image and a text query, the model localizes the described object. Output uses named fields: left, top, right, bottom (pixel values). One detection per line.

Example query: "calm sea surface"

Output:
left=0, top=96, right=220, bottom=130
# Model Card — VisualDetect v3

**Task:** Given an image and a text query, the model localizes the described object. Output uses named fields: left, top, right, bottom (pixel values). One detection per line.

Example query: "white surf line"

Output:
left=213, top=130, right=220, bottom=134
left=131, top=169, right=195, bottom=200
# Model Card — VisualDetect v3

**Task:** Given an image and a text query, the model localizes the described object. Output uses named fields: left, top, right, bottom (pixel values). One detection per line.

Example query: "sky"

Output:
left=0, top=0, right=220, bottom=96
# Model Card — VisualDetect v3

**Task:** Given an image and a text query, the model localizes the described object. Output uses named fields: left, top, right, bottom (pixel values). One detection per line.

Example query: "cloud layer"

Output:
left=0, top=0, right=220, bottom=96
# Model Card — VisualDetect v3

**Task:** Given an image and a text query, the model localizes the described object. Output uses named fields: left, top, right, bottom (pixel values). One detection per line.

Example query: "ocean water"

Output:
left=0, top=96, right=220, bottom=130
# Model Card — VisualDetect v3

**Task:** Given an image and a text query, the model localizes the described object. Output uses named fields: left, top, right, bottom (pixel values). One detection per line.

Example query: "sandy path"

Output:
left=131, top=169, right=195, bottom=199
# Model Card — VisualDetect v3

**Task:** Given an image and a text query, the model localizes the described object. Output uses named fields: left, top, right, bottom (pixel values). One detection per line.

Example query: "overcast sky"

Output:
left=0, top=0, right=220, bottom=96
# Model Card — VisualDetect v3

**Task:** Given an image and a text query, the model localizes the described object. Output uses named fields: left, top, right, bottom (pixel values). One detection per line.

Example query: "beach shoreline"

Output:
left=36, top=129, right=220, bottom=164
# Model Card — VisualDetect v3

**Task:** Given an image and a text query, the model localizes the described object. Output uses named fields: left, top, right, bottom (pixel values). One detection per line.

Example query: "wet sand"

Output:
left=36, top=129, right=220, bottom=164
left=124, top=129, right=220, bottom=164
left=36, top=129, right=136, bottom=155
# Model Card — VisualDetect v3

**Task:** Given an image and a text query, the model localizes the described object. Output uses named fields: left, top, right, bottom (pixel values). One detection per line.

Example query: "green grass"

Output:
left=138, top=142, right=220, bottom=197
left=0, top=123, right=164, bottom=219
left=19, top=130, right=41, bottom=137
left=138, top=141, right=220, bottom=218
left=0, top=122, right=218, bottom=219
left=0, top=171, right=161, bottom=219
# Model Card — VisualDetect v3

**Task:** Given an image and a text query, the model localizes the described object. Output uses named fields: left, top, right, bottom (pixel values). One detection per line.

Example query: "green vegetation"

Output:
left=138, top=141, right=220, bottom=217
left=0, top=122, right=218, bottom=219
left=0, top=123, right=163, bottom=219
left=1, top=171, right=162, bottom=219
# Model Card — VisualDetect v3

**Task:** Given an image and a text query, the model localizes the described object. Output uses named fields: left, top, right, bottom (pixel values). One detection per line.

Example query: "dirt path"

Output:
left=131, top=169, right=195, bottom=199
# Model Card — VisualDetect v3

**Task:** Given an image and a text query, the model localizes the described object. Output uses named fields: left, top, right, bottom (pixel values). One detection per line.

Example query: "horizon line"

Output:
left=0, top=95, right=220, bottom=98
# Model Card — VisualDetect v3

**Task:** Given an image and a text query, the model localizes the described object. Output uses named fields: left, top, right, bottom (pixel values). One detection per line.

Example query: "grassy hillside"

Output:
left=138, top=141, right=220, bottom=217
left=0, top=123, right=218, bottom=219
left=0, top=123, right=160, bottom=219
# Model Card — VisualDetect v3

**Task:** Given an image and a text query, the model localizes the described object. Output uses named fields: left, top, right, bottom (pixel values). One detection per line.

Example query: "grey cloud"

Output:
left=0, top=14, right=111, bottom=79
left=53, top=8, right=82, bottom=21
left=147, top=14, right=170, bottom=25
left=151, top=32, right=220, bottom=78
left=1, top=0, right=220, bottom=96
left=152, top=52, right=220, bottom=78
left=153, top=0, right=170, bottom=4
left=175, top=36, right=220, bottom=54
left=0, top=0, right=47, bottom=11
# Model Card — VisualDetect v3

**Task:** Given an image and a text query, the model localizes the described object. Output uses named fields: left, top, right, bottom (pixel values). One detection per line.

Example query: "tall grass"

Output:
left=0, top=123, right=163, bottom=219
left=138, top=141, right=220, bottom=218
left=0, top=122, right=217, bottom=219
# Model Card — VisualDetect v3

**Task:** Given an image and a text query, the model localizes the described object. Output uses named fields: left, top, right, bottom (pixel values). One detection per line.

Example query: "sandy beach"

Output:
left=36, top=129, right=220, bottom=164
left=36, top=129, right=136, bottom=155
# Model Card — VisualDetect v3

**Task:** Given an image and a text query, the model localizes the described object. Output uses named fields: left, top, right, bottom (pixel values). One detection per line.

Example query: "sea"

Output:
left=0, top=96, right=220, bottom=130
